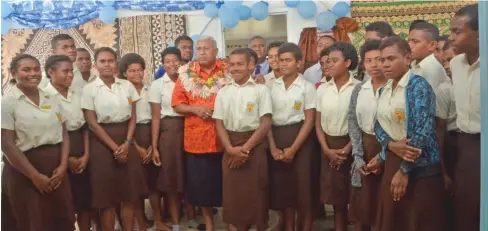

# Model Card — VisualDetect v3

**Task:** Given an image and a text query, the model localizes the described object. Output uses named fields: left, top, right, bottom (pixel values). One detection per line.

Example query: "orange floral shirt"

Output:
left=171, top=60, right=226, bottom=154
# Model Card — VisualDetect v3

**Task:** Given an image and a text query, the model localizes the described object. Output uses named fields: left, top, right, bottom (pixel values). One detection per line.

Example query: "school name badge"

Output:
left=246, top=102, right=255, bottom=112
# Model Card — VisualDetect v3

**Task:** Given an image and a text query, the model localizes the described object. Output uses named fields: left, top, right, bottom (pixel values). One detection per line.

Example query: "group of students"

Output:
left=0, top=3, right=482, bottom=231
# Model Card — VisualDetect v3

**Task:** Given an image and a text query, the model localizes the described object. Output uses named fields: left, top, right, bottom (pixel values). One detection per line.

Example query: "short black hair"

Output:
left=247, top=48, right=258, bottom=63
left=409, top=19, right=428, bottom=32
left=409, top=22, right=440, bottom=41
left=94, top=47, right=117, bottom=62
left=318, top=35, right=336, bottom=43
left=379, top=36, right=411, bottom=55
left=360, top=39, right=382, bottom=61
left=455, top=4, right=478, bottom=31
left=175, top=35, right=193, bottom=48
left=9, top=54, right=40, bottom=83
left=250, top=35, right=265, bottom=43
left=278, top=42, right=303, bottom=62
left=76, top=47, right=90, bottom=54
left=443, top=40, right=453, bottom=51
left=161, top=47, right=182, bottom=62
left=436, top=34, right=449, bottom=43
left=267, top=41, right=284, bottom=53
left=319, top=46, right=331, bottom=59
left=51, top=34, right=74, bottom=49
left=365, top=21, right=395, bottom=38
left=44, top=55, right=72, bottom=79
left=118, top=53, right=145, bottom=79
left=230, top=48, right=251, bottom=63
left=326, top=42, right=359, bottom=70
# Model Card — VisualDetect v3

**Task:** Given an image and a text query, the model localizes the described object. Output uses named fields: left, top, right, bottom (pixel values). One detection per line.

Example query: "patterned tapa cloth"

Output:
left=1, top=13, right=186, bottom=93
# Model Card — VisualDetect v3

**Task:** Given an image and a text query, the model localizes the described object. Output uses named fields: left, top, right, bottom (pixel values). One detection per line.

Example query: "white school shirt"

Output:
left=450, top=54, right=480, bottom=134
left=376, top=71, right=411, bottom=141
left=213, top=77, right=272, bottom=132
left=71, top=68, right=97, bottom=91
left=1, top=87, right=66, bottom=152
left=303, top=62, right=322, bottom=84
left=269, top=74, right=316, bottom=126
left=148, top=74, right=182, bottom=118
left=264, top=71, right=279, bottom=87
left=316, top=76, right=360, bottom=136
left=135, top=84, right=152, bottom=124
left=81, top=77, right=140, bottom=124
left=356, top=79, right=380, bottom=135
left=411, top=53, right=449, bottom=91
left=43, top=83, right=86, bottom=131
left=435, top=80, right=457, bottom=131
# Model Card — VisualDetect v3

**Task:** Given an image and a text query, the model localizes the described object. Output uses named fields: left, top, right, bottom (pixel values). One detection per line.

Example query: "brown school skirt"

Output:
left=3, top=144, right=76, bottom=231
left=89, top=122, right=149, bottom=208
left=452, top=133, right=480, bottom=231
left=222, top=130, right=269, bottom=226
left=375, top=151, right=445, bottom=231
left=320, top=134, right=352, bottom=205
left=269, top=122, right=319, bottom=214
left=67, top=128, right=92, bottom=212
left=135, top=123, right=160, bottom=192
left=349, top=132, right=381, bottom=225
left=156, top=117, right=185, bottom=193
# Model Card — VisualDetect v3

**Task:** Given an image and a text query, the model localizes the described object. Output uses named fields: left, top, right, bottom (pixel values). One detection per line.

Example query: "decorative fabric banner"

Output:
left=348, top=1, right=476, bottom=51
left=2, top=0, right=202, bottom=29
left=1, top=13, right=185, bottom=93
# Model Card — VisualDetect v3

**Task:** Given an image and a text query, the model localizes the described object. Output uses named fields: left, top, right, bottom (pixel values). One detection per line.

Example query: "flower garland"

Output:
left=179, top=59, right=231, bottom=99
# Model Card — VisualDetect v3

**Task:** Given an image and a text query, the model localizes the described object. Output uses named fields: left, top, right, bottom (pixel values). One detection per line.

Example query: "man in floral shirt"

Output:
left=172, top=35, right=230, bottom=231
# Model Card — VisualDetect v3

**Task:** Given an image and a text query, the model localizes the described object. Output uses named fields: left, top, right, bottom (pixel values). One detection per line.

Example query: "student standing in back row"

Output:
left=367, top=36, right=445, bottom=231
left=303, top=35, right=336, bottom=84
left=1, top=54, right=75, bottom=231
left=267, top=43, right=317, bottom=231
left=408, top=22, right=449, bottom=90
left=82, top=47, right=148, bottom=231
left=315, top=42, right=360, bottom=231
left=348, top=40, right=386, bottom=231
left=214, top=48, right=272, bottom=231
left=448, top=4, right=480, bottom=231
left=43, top=55, right=92, bottom=231
left=264, top=41, right=284, bottom=85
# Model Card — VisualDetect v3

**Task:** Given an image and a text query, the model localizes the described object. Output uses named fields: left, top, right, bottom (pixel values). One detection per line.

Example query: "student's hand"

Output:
left=75, top=154, right=89, bottom=174
left=281, top=147, right=297, bottom=163
left=339, top=145, right=351, bottom=157
left=31, top=173, right=53, bottom=194
left=270, top=147, right=284, bottom=161
left=254, top=74, right=265, bottom=84
left=192, top=106, right=213, bottom=120
left=68, top=156, right=80, bottom=173
left=358, top=165, right=371, bottom=176
left=226, top=146, right=248, bottom=168
left=390, top=170, right=408, bottom=201
left=365, top=156, right=382, bottom=174
left=143, top=146, right=153, bottom=164
left=50, top=164, right=67, bottom=190
left=326, top=149, right=347, bottom=169
left=443, top=174, right=454, bottom=197
left=152, top=148, right=161, bottom=166
left=388, top=139, right=421, bottom=162
left=115, top=142, right=129, bottom=163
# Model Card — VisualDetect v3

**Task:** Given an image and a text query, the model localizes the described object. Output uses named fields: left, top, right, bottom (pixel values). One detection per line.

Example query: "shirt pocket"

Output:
left=242, top=95, right=259, bottom=118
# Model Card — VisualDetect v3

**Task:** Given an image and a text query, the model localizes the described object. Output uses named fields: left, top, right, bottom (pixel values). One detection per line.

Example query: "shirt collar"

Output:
left=361, top=78, right=373, bottom=89
left=13, top=86, right=50, bottom=100
left=414, top=53, right=436, bottom=69
left=274, top=73, right=304, bottom=87
left=194, top=59, right=222, bottom=75
left=94, top=76, right=122, bottom=86
left=326, top=76, right=357, bottom=88
left=231, top=76, right=255, bottom=86
left=162, top=73, right=177, bottom=83
left=74, top=68, right=96, bottom=82
left=460, top=53, right=480, bottom=69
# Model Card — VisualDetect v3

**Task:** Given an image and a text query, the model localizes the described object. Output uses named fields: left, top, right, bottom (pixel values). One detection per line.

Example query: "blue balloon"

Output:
left=191, top=34, right=200, bottom=42
left=204, top=3, right=219, bottom=18
left=101, top=0, right=115, bottom=7
left=223, top=0, right=242, bottom=9
left=219, top=5, right=239, bottom=28
left=237, top=5, right=251, bottom=21
left=251, top=2, right=268, bottom=21
left=1, top=19, right=9, bottom=35
left=1, top=2, right=13, bottom=19
left=99, top=6, right=117, bottom=24
left=316, top=11, right=337, bottom=31
left=332, top=1, right=350, bottom=18
left=284, top=0, right=299, bottom=8
left=168, top=41, right=175, bottom=47
left=297, top=1, right=317, bottom=19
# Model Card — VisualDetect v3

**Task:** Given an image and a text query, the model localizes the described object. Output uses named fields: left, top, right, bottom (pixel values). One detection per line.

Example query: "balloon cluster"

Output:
left=203, top=0, right=268, bottom=29
left=99, top=0, right=117, bottom=24
left=2, top=1, right=14, bottom=35
left=288, top=1, right=350, bottom=31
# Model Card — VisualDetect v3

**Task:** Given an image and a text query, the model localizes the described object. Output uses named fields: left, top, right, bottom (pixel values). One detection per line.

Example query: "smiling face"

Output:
left=380, top=45, right=412, bottom=80
left=49, top=61, right=74, bottom=88
left=13, top=58, right=42, bottom=90
left=316, top=37, right=335, bottom=56
left=449, top=15, right=478, bottom=54
left=250, top=38, right=266, bottom=62
left=363, top=49, right=384, bottom=79
left=408, top=29, right=436, bottom=62
left=125, top=63, right=144, bottom=85
left=95, top=51, right=117, bottom=78
left=326, top=50, right=351, bottom=79
left=53, top=39, right=77, bottom=62
left=229, top=53, right=252, bottom=85
left=267, top=47, right=280, bottom=71
left=162, top=53, right=180, bottom=78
